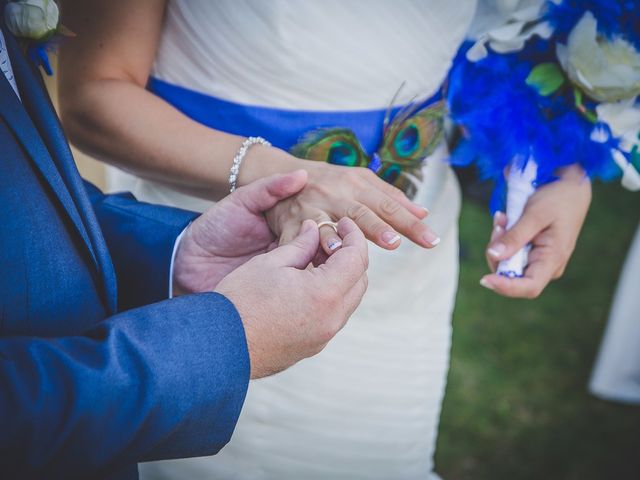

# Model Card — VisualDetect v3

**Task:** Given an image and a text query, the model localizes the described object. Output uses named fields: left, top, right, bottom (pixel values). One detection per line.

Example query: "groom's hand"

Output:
left=215, top=217, right=369, bottom=379
left=172, top=171, right=308, bottom=294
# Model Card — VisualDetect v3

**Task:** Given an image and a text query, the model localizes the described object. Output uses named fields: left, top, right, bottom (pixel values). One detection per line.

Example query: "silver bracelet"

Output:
left=229, top=136, right=271, bottom=193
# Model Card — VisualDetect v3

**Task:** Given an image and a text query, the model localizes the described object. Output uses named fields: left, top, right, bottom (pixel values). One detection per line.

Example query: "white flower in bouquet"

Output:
left=557, top=11, right=640, bottom=103
left=5, top=0, right=59, bottom=41
left=467, top=0, right=553, bottom=61
left=595, top=98, right=640, bottom=191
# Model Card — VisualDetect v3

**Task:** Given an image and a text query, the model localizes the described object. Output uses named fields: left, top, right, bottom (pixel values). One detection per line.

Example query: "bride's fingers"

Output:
left=356, top=189, right=439, bottom=248
left=341, top=201, right=402, bottom=250
left=493, top=211, right=508, bottom=231
left=480, top=250, right=557, bottom=299
left=313, top=212, right=343, bottom=256
left=356, top=168, right=427, bottom=219
left=486, top=211, right=508, bottom=272
left=279, top=206, right=343, bottom=256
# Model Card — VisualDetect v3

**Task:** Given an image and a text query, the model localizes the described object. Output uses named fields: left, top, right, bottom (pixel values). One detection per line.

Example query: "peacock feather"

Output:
left=288, top=97, right=445, bottom=199
left=378, top=100, right=446, bottom=167
left=290, top=128, right=369, bottom=167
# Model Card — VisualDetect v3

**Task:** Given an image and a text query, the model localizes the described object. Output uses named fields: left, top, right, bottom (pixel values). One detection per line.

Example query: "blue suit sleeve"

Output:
left=0, top=293, right=250, bottom=478
left=84, top=181, right=199, bottom=311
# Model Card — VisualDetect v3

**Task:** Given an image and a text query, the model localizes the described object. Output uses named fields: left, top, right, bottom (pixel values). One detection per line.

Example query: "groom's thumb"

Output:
left=236, top=170, right=308, bottom=213
left=266, top=220, right=320, bottom=269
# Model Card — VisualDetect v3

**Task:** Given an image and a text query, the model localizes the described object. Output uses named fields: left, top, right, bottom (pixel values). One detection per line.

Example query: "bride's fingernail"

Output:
left=488, top=242, right=506, bottom=258
left=382, top=231, right=401, bottom=245
left=327, top=239, right=342, bottom=251
left=480, top=277, right=495, bottom=290
left=423, top=231, right=441, bottom=246
left=493, top=211, right=506, bottom=224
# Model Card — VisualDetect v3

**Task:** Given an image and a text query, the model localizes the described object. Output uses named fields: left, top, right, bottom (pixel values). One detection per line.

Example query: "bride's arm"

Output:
left=59, top=0, right=279, bottom=199
left=59, top=0, right=439, bottom=253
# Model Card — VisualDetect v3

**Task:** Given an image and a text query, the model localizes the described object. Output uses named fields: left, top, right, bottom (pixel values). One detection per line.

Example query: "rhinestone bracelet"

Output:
left=229, top=136, right=271, bottom=193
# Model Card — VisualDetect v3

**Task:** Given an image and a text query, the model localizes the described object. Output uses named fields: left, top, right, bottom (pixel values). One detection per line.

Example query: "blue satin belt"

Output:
left=147, top=77, right=438, bottom=155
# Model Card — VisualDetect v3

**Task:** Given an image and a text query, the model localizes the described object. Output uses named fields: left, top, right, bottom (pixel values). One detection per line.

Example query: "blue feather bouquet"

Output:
left=448, top=0, right=640, bottom=277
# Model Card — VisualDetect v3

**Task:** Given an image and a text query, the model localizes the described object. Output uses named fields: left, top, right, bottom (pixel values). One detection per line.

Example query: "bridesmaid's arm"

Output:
left=59, top=0, right=438, bottom=253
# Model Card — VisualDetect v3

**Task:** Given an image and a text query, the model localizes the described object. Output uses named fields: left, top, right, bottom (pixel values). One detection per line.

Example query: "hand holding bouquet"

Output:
left=448, top=0, right=640, bottom=283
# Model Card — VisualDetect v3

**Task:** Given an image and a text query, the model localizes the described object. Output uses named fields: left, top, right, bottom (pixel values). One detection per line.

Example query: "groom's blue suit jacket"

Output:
left=0, top=23, right=249, bottom=480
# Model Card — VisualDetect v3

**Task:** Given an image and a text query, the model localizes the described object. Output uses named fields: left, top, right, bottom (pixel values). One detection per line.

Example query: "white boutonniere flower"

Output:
left=4, top=0, right=72, bottom=75
left=5, top=0, right=59, bottom=41
left=467, top=0, right=553, bottom=61
left=557, top=11, right=640, bottom=103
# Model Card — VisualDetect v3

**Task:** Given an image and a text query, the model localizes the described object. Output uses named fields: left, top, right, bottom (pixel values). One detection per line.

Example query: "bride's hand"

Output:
left=264, top=160, right=441, bottom=255
left=480, top=165, right=592, bottom=298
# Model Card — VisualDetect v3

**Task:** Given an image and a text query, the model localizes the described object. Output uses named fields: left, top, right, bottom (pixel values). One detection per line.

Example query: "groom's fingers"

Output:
left=265, top=219, right=320, bottom=269
left=340, top=274, right=369, bottom=324
left=320, top=273, right=369, bottom=340
left=234, top=170, right=308, bottom=214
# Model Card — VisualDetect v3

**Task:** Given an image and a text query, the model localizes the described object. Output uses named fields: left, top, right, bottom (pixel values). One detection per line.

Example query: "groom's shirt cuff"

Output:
left=168, top=226, right=189, bottom=298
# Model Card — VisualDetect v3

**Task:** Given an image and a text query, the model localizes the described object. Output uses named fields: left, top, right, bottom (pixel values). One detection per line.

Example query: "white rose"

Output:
left=467, top=0, right=553, bottom=61
left=5, top=0, right=59, bottom=41
left=594, top=98, right=640, bottom=191
left=557, top=11, right=640, bottom=103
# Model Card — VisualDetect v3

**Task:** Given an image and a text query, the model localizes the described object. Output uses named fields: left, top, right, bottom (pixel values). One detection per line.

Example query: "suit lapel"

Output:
left=1, top=25, right=117, bottom=313
left=0, top=70, right=96, bottom=264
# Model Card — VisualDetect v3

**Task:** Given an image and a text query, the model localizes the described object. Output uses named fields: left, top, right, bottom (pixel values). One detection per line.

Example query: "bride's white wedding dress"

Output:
left=106, top=1, right=478, bottom=478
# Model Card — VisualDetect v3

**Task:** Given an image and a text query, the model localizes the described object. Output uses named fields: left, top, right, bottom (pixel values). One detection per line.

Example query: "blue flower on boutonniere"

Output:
left=4, top=0, right=74, bottom=75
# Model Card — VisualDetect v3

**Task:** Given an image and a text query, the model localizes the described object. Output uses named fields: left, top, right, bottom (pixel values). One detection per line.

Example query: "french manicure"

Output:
left=480, top=277, right=495, bottom=290
left=382, top=231, right=401, bottom=245
left=423, top=231, right=441, bottom=246
left=487, top=242, right=506, bottom=258
left=327, top=239, right=342, bottom=251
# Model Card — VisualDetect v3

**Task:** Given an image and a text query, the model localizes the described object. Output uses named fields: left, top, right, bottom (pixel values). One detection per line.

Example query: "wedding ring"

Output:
left=316, top=220, right=339, bottom=233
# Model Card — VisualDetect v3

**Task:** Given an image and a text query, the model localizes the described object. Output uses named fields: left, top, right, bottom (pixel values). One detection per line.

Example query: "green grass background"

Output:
left=436, top=182, right=640, bottom=480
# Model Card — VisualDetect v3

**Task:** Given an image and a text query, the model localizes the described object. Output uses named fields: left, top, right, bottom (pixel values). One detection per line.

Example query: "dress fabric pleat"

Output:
left=111, top=1, right=478, bottom=478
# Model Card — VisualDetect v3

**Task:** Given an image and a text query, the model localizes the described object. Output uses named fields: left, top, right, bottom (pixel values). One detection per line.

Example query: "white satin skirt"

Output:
left=589, top=223, right=640, bottom=405
left=113, top=150, right=461, bottom=479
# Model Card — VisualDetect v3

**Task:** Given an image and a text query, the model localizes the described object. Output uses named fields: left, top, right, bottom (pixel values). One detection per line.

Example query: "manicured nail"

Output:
left=421, top=206, right=430, bottom=215
left=382, top=231, right=401, bottom=245
left=327, top=239, right=342, bottom=251
left=480, top=277, right=495, bottom=290
left=494, top=225, right=503, bottom=234
left=493, top=211, right=506, bottom=225
left=487, top=242, right=506, bottom=258
left=423, top=231, right=441, bottom=246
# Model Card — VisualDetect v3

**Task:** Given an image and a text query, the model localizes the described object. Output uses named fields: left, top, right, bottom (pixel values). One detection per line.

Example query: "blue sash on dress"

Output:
left=148, top=77, right=438, bottom=155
